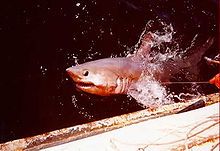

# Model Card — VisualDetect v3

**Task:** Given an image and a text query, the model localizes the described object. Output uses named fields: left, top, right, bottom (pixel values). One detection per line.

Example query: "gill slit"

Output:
left=116, top=76, right=130, bottom=94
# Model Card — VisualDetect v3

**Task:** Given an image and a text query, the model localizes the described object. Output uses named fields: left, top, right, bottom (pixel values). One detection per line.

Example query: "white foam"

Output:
left=128, top=75, right=173, bottom=108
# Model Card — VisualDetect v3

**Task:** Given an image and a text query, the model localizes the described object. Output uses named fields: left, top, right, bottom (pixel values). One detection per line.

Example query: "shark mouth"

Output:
left=76, top=81, right=95, bottom=88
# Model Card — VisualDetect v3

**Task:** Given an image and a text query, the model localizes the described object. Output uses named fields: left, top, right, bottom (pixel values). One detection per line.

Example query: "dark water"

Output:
left=1, top=0, right=218, bottom=143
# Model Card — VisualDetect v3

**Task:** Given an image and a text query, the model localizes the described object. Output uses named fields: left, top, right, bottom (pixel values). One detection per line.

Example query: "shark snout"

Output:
left=66, top=67, right=74, bottom=75
left=66, top=67, right=81, bottom=81
left=66, top=67, right=73, bottom=73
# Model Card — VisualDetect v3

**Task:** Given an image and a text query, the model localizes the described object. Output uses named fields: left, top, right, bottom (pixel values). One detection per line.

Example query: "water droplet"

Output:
left=76, top=3, right=80, bottom=7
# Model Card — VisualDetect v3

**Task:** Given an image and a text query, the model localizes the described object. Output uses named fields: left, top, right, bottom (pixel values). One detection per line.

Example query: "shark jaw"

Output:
left=75, top=81, right=95, bottom=89
left=76, top=81, right=111, bottom=96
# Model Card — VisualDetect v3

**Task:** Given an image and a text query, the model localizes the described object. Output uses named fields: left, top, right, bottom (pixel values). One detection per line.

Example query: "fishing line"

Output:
left=162, top=81, right=209, bottom=84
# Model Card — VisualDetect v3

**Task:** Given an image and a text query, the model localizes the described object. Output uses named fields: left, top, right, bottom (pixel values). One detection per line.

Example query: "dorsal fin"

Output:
left=130, top=29, right=154, bottom=61
left=137, top=31, right=154, bottom=56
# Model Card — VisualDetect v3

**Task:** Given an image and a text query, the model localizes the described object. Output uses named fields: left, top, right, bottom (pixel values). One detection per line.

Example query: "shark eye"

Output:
left=83, top=70, right=89, bottom=76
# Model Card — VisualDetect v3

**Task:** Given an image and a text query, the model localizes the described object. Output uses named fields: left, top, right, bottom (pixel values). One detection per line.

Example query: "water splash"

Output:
left=128, top=75, right=173, bottom=108
left=168, top=93, right=199, bottom=102
left=126, top=22, right=175, bottom=108
left=72, top=95, right=94, bottom=119
left=127, top=21, right=202, bottom=108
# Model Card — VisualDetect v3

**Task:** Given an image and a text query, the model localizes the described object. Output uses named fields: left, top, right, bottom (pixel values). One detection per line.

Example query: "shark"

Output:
left=66, top=30, right=214, bottom=96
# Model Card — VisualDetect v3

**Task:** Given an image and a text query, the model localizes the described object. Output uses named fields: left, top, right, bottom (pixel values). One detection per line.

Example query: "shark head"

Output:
left=66, top=58, right=142, bottom=96
left=67, top=59, right=124, bottom=96
left=66, top=67, right=115, bottom=96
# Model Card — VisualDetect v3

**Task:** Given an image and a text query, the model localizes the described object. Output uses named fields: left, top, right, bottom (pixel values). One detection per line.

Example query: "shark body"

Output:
left=66, top=30, right=214, bottom=96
